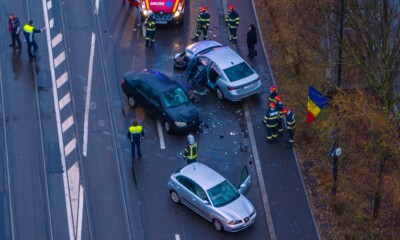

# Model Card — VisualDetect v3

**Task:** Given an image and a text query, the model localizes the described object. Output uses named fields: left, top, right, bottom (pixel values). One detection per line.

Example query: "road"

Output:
left=0, top=0, right=319, bottom=239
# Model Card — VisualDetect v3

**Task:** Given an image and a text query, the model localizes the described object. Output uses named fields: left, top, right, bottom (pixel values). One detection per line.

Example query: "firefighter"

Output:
left=275, top=95, right=285, bottom=134
left=183, top=134, right=198, bottom=165
left=226, top=4, right=240, bottom=43
left=145, top=10, right=156, bottom=48
left=268, top=85, right=278, bottom=103
left=264, top=102, right=280, bottom=143
left=192, top=6, right=210, bottom=41
left=23, top=20, right=45, bottom=60
left=282, top=108, right=296, bottom=148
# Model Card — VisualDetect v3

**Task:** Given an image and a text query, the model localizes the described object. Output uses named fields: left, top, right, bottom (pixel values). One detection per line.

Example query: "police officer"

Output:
left=264, top=102, right=280, bottom=143
left=275, top=95, right=285, bottom=134
left=268, top=85, right=278, bottom=103
left=23, top=20, right=45, bottom=60
left=226, top=4, right=240, bottom=43
left=145, top=10, right=156, bottom=48
left=282, top=108, right=296, bottom=148
left=183, top=134, right=198, bottom=165
left=9, top=13, right=21, bottom=48
left=192, top=6, right=210, bottom=41
left=127, top=120, right=145, bottom=159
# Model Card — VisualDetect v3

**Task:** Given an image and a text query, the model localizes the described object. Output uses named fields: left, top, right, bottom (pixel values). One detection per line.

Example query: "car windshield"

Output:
left=207, top=180, right=240, bottom=207
left=160, top=87, right=189, bottom=108
left=223, top=62, right=254, bottom=82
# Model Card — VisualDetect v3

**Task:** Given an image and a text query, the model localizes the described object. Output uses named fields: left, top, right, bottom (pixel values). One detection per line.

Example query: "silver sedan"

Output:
left=167, top=162, right=256, bottom=232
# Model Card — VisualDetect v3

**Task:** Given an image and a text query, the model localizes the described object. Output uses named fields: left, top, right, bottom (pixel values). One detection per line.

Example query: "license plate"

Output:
left=243, top=83, right=254, bottom=90
left=157, top=21, right=168, bottom=24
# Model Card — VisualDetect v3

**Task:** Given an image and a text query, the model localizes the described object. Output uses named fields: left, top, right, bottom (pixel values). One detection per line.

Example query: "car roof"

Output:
left=186, top=40, right=223, bottom=56
left=124, top=69, right=180, bottom=93
left=179, top=162, right=226, bottom=190
left=199, top=46, right=245, bottom=70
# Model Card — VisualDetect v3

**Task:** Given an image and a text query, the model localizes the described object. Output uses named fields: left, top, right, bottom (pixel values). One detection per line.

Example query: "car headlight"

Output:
left=143, top=10, right=148, bottom=16
left=228, top=220, right=243, bottom=225
left=174, top=11, right=181, bottom=18
left=175, top=122, right=187, bottom=127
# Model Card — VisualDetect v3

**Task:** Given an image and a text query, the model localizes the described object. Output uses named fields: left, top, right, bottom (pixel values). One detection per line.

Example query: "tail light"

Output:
left=227, top=85, right=239, bottom=91
left=122, top=79, right=125, bottom=85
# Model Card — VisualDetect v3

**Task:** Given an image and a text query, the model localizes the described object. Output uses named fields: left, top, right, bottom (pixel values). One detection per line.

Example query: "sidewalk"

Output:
left=228, top=0, right=321, bottom=239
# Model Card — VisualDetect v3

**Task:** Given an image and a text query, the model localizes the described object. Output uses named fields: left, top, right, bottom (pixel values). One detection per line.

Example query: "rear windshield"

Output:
left=223, top=62, right=254, bottom=82
left=160, top=87, right=189, bottom=108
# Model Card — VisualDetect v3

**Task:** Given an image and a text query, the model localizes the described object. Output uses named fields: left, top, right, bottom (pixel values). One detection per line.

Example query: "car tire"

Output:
left=174, top=60, right=187, bottom=70
left=163, top=121, right=173, bottom=134
left=216, top=87, right=224, bottom=101
left=128, top=96, right=136, bottom=108
left=170, top=190, right=181, bottom=204
left=212, top=219, right=224, bottom=232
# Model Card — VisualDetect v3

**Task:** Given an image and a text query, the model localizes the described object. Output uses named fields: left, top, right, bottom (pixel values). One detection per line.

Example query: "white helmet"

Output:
left=187, top=134, right=195, bottom=144
left=147, top=10, right=153, bottom=16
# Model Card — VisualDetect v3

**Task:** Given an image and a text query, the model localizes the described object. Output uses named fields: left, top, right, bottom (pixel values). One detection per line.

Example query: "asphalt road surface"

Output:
left=0, top=0, right=319, bottom=239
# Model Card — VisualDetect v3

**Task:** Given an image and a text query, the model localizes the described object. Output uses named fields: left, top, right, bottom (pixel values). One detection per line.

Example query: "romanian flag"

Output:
left=306, top=86, right=328, bottom=124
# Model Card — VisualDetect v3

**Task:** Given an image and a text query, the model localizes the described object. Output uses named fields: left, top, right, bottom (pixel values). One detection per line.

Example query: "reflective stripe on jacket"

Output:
left=286, top=112, right=296, bottom=130
left=184, top=142, right=198, bottom=160
left=197, top=12, right=210, bottom=26
left=226, top=11, right=239, bottom=28
left=264, top=109, right=280, bottom=127
left=146, top=16, right=156, bottom=31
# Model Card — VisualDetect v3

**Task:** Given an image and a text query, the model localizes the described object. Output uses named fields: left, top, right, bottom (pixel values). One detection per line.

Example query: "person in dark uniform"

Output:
left=192, top=6, right=210, bottom=41
left=246, top=24, right=257, bottom=59
left=268, top=85, right=278, bottom=103
left=9, top=13, right=21, bottom=48
left=145, top=10, right=156, bottom=48
left=282, top=108, right=296, bottom=148
left=264, top=102, right=280, bottom=143
left=275, top=95, right=285, bottom=134
left=226, top=4, right=240, bottom=43
left=183, top=134, right=198, bottom=165
left=127, top=120, right=145, bottom=159
left=23, top=20, right=45, bottom=60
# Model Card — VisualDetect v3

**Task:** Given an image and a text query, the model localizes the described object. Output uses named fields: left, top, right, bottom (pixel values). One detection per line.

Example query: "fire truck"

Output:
left=139, top=0, right=185, bottom=25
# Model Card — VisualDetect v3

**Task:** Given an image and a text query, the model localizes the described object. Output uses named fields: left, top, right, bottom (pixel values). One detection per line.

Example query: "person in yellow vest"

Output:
left=23, top=20, right=45, bottom=60
left=127, top=120, right=145, bottom=159
left=183, top=134, right=198, bottom=165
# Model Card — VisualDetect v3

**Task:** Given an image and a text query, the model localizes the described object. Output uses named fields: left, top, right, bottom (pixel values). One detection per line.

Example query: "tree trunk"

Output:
left=372, top=156, right=386, bottom=219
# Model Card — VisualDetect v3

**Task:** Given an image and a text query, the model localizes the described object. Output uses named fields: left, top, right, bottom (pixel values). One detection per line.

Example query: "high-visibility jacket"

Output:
left=23, top=24, right=42, bottom=43
left=276, top=102, right=284, bottom=119
left=226, top=10, right=239, bottom=28
left=286, top=112, right=296, bottom=130
left=146, top=15, right=156, bottom=31
left=196, top=12, right=210, bottom=27
left=127, top=125, right=144, bottom=142
left=183, top=142, right=198, bottom=160
left=264, top=108, right=280, bottom=127
left=268, top=92, right=277, bottom=103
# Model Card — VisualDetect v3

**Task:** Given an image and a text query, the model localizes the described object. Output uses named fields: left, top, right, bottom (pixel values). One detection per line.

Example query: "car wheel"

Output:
left=213, top=219, right=224, bottom=232
left=163, top=121, right=173, bottom=134
left=170, top=190, right=181, bottom=204
left=216, top=87, right=224, bottom=101
left=128, top=96, right=136, bottom=108
left=174, top=60, right=187, bottom=70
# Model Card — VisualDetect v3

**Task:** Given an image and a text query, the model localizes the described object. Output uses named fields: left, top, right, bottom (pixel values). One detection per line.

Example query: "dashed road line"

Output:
left=175, top=234, right=180, bottom=240
left=82, top=33, right=96, bottom=157
left=47, top=1, right=52, bottom=10
left=243, top=102, right=276, bottom=240
left=54, top=51, right=66, bottom=68
left=52, top=33, right=63, bottom=48
left=59, top=93, right=71, bottom=110
left=95, top=0, right=99, bottom=14
left=49, top=18, right=54, bottom=29
left=156, top=121, right=166, bottom=149
left=62, top=116, right=74, bottom=133
left=65, top=138, right=77, bottom=157
left=56, top=72, right=68, bottom=88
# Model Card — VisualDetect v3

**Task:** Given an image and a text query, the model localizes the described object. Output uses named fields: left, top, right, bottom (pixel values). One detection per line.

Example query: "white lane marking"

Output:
left=65, top=138, right=77, bottom=157
left=156, top=121, right=166, bottom=149
left=82, top=33, right=96, bottom=157
left=175, top=234, right=180, bottom=240
left=52, top=33, right=63, bottom=48
left=49, top=18, right=54, bottom=29
left=47, top=0, right=52, bottom=10
left=56, top=72, right=68, bottom=88
left=243, top=102, right=276, bottom=240
left=62, top=116, right=74, bottom=133
left=67, top=162, right=80, bottom=235
left=54, top=51, right=66, bottom=68
left=77, top=186, right=84, bottom=240
left=95, top=0, right=99, bottom=14
left=59, top=93, right=71, bottom=110
left=41, top=0, right=75, bottom=238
